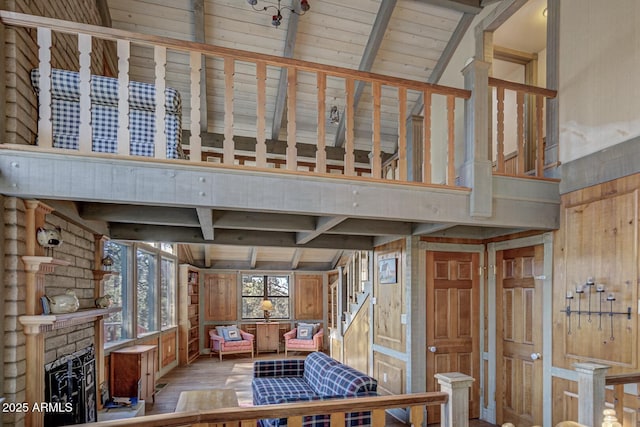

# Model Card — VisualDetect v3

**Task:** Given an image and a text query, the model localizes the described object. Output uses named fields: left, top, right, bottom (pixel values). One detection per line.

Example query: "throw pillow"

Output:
left=296, top=324, right=314, bottom=340
left=298, top=322, right=321, bottom=335
left=217, top=326, right=242, bottom=341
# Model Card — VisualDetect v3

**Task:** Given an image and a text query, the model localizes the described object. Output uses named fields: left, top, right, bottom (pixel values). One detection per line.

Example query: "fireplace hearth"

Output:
left=44, top=345, right=97, bottom=426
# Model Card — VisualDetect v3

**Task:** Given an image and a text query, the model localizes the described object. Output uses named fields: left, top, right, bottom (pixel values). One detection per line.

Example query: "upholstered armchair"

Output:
left=209, top=326, right=254, bottom=361
left=284, top=326, right=323, bottom=357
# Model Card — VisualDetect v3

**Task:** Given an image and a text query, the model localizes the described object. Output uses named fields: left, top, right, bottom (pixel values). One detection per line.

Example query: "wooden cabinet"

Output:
left=203, top=273, right=237, bottom=321
left=179, top=265, right=200, bottom=365
left=256, top=322, right=280, bottom=354
left=110, top=345, right=157, bottom=403
left=294, top=274, right=323, bottom=319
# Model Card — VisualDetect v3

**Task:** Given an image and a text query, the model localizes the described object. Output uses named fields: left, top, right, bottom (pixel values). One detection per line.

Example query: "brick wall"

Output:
left=3, top=0, right=116, bottom=145
left=3, top=197, right=98, bottom=427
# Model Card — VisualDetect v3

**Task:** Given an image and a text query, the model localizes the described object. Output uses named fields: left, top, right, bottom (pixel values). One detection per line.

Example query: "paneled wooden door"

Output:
left=496, top=245, right=543, bottom=426
left=426, top=251, right=480, bottom=424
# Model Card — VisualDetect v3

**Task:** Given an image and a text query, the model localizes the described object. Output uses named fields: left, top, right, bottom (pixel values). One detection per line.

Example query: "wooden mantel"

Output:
left=19, top=306, right=121, bottom=335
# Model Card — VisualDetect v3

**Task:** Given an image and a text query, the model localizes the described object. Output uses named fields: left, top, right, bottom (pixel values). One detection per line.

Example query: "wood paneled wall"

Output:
left=204, top=273, right=237, bottom=321
left=161, top=330, right=177, bottom=368
left=294, top=274, right=323, bottom=320
left=373, top=240, right=406, bottom=352
left=552, top=173, right=640, bottom=422
left=373, top=351, right=405, bottom=395
left=343, top=296, right=370, bottom=375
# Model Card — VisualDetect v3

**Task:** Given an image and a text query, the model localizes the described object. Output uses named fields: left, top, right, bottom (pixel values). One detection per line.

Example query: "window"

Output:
left=136, top=249, right=158, bottom=336
left=103, top=241, right=131, bottom=344
left=160, top=257, right=177, bottom=328
left=242, top=274, right=290, bottom=320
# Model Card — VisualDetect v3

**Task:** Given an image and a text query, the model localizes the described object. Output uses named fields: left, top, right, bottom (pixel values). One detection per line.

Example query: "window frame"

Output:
left=240, top=273, right=291, bottom=321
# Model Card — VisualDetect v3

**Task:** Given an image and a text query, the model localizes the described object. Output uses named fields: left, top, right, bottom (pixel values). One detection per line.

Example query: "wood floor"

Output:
left=145, top=353, right=497, bottom=427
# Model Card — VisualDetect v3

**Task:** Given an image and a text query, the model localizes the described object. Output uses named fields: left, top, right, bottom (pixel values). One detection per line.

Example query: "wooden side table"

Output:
left=256, top=322, right=280, bottom=354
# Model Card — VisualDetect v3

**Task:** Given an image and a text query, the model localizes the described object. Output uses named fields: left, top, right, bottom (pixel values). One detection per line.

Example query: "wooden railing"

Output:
left=0, top=11, right=471, bottom=187
left=489, top=77, right=557, bottom=178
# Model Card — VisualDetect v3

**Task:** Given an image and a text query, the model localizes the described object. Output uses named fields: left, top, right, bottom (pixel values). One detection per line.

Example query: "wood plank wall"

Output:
left=552, top=173, right=640, bottom=423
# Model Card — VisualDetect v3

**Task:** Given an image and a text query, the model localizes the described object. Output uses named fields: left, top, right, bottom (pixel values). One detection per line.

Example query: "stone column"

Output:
left=436, top=372, right=474, bottom=427
left=574, top=362, right=610, bottom=426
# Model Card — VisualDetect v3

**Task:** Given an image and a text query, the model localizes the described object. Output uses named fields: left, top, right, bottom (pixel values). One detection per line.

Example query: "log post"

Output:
left=574, top=362, right=609, bottom=427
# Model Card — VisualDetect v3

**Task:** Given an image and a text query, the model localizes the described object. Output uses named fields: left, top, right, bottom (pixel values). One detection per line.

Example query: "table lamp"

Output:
left=260, top=299, right=274, bottom=322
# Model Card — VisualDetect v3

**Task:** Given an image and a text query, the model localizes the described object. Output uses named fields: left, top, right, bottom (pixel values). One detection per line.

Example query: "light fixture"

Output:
left=260, top=299, right=274, bottom=322
left=248, top=0, right=310, bottom=27
left=330, top=106, right=340, bottom=125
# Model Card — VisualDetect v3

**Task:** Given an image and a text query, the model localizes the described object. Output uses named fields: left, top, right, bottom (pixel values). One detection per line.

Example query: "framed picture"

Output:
left=378, top=257, right=397, bottom=284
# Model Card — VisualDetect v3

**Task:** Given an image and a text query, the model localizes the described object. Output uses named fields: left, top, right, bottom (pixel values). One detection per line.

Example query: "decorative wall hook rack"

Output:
left=563, top=277, right=631, bottom=340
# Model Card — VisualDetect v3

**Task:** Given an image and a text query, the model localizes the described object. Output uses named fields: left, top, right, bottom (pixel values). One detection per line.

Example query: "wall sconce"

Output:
left=330, top=106, right=340, bottom=125
left=564, top=277, right=631, bottom=340
left=260, top=299, right=274, bottom=322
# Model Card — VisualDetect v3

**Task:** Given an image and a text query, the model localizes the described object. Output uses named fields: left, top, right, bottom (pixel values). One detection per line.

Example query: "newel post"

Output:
left=460, top=59, right=492, bottom=218
left=574, top=362, right=609, bottom=427
left=436, top=372, right=474, bottom=427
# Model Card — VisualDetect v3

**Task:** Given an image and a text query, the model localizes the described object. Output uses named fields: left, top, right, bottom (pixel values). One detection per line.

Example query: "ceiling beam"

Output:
left=110, top=224, right=373, bottom=250
left=196, top=208, right=214, bottom=240
left=213, top=211, right=315, bottom=232
left=79, top=203, right=200, bottom=227
left=204, top=244, right=214, bottom=268
left=414, top=0, right=482, bottom=15
left=334, top=0, right=397, bottom=147
left=192, top=0, right=208, bottom=132
left=410, top=12, right=475, bottom=116
left=330, top=250, right=344, bottom=269
left=271, top=6, right=300, bottom=140
left=411, top=223, right=456, bottom=235
left=296, top=216, right=348, bottom=245
left=290, top=249, right=303, bottom=269
left=43, top=200, right=110, bottom=236
left=205, top=259, right=334, bottom=271
left=249, top=247, right=258, bottom=269
left=327, top=219, right=413, bottom=236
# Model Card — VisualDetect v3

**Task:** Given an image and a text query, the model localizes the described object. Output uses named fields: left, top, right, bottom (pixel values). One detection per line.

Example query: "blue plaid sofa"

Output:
left=30, top=68, right=183, bottom=158
left=252, top=352, right=378, bottom=427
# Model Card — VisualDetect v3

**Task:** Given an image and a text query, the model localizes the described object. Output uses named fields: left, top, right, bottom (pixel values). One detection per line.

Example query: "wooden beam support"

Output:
left=271, top=11, right=300, bottom=140
left=196, top=208, right=214, bottom=240
left=411, top=223, right=456, bottom=235
left=415, top=0, right=482, bottom=14
left=80, top=203, right=200, bottom=227
left=327, top=219, right=413, bottom=236
left=296, top=216, right=348, bottom=245
left=331, top=250, right=344, bottom=269
left=213, top=211, right=315, bottom=232
left=290, top=249, right=303, bottom=270
left=249, top=247, right=258, bottom=269
left=204, top=244, right=214, bottom=268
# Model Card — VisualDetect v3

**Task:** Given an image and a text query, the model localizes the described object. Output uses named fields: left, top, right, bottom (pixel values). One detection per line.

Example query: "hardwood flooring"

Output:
left=146, top=354, right=497, bottom=427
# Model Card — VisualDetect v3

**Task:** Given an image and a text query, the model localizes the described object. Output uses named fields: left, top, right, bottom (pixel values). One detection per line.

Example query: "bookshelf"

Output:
left=179, top=265, right=200, bottom=365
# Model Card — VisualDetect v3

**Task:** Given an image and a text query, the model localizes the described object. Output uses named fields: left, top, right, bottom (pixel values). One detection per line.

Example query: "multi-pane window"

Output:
left=160, top=257, right=177, bottom=328
left=136, top=249, right=158, bottom=336
left=241, top=274, right=290, bottom=320
left=103, top=241, right=130, bottom=344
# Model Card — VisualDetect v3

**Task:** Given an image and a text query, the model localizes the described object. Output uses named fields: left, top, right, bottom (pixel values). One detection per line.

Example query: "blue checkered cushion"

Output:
left=30, top=68, right=183, bottom=159
left=253, top=359, right=305, bottom=378
left=302, top=352, right=341, bottom=395
left=320, top=364, right=377, bottom=397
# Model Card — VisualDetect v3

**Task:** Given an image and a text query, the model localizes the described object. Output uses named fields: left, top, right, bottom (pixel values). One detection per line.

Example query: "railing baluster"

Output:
left=516, top=90, right=525, bottom=175
left=423, top=89, right=432, bottom=184
left=447, top=94, right=456, bottom=186
left=255, top=61, right=267, bottom=168
left=288, top=416, right=303, bottom=427
left=77, top=33, right=92, bottom=154
left=154, top=45, right=167, bottom=159
left=316, top=72, right=327, bottom=174
left=536, top=94, right=544, bottom=177
left=189, top=51, right=202, bottom=162
left=37, top=27, right=52, bottom=149
left=371, top=81, right=382, bottom=179
left=397, top=87, right=407, bottom=181
left=496, top=86, right=505, bottom=173
left=286, top=66, right=297, bottom=171
left=224, top=57, right=235, bottom=165
left=330, top=412, right=345, bottom=426
left=344, top=77, right=355, bottom=176
left=372, top=408, right=386, bottom=427
left=409, top=405, right=424, bottom=427
left=116, top=39, right=130, bottom=156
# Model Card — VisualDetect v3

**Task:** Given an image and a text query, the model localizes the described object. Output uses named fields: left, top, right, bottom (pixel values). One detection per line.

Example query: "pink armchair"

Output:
left=209, top=327, right=254, bottom=361
left=284, top=327, right=323, bottom=357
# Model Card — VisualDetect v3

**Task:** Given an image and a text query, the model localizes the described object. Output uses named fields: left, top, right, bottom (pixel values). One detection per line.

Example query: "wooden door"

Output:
left=426, top=251, right=480, bottom=424
left=496, top=245, right=543, bottom=426
left=204, top=273, right=237, bottom=321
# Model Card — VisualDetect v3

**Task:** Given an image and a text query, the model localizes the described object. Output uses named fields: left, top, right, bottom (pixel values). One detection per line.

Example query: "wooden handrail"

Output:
left=488, top=77, right=557, bottom=98
left=78, top=392, right=449, bottom=427
left=605, top=372, right=640, bottom=386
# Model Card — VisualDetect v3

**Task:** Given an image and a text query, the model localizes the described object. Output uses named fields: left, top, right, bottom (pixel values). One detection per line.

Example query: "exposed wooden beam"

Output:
left=327, top=219, right=413, bottom=236
left=79, top=203, right=199, bottom=226
left=204, top=243, right=214, bottom=268
left=334, top=0, right=397, bottom=147
left=331, top=250, right=344, bottom=269
left=414, top=0, right=482, bottom=14
left=109, top=224, right=373, bottom=250
left=192, top=0, right=208, bottom=132
left=290, top=248, right=303, bottom=269
left=296, top=216, right=348, bottom=245
left=249, top=247, right=258, bottom=269
left=271, top=5, right=300, bottom=140
left=42, top=200, right=109, bottom=236
left=493, top=45, right=537, bottom=65
left=478, top=0, right=529, bottom=32
left=178, top=244, right=195, bottom=265
left=213, top=211, right=315, bottom=232
left=410, top=12, right=475, bottom=116
left=206, top=259, right=333, bottom=271
left=196, top=208, right=214, bottom=240
left=411, top=223, right=456, bottom=235
left=96, top=0, right=112, bottom=27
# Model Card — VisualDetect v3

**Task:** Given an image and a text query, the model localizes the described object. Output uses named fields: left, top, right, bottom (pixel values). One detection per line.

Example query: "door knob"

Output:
left=428, top=346, right=437, bottom=353
left=530, top=352, right=542, bottom=360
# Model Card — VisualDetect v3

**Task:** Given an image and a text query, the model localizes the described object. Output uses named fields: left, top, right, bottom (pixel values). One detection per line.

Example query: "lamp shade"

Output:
left=260, top=300, right=274, bottom=311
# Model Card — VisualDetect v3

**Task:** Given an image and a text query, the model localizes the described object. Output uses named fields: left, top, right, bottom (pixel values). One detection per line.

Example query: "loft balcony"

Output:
left=0, top=11, right=559, bottom=247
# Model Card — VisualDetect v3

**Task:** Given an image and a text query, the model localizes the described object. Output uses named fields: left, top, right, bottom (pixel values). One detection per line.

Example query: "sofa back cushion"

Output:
left=320, top=364, right=378, bottom=397
left=302, top=352, right=340, bottom=395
